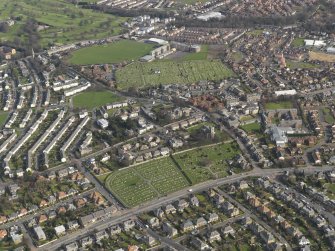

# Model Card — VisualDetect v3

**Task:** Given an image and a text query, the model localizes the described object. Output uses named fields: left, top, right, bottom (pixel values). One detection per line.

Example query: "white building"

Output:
left=97, top=119, right=109, bottom=129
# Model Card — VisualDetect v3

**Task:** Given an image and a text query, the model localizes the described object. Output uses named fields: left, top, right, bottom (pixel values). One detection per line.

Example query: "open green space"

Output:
left=287, top=60, right=318, bottom=69
left=246, top=29, right=264, bottom=36
left=265, top=101, right=293, bottom=110
left=72, top=91, right=122, bottom=110
left=322, top=107, right=335, bottom=124
left=240, top=122, right=261, bottom=134
left=0, top=112, right=9, bottom=127
left=104, top=157, right=190, bottom=207
left=68, top=40, right=156, bottom=65
left=116, top=59, right=234, bottom=90
left=291, top=37, right=305, bottom=47
left=181, top=45, right=209, bottom=61
left=0, top=0, right=126, bottom=47
left=173, top=142, right=241, bottom=184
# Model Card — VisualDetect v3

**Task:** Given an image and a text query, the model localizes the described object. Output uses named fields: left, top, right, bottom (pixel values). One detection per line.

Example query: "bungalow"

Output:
left=222, top=201, right=234, bottom=212
left=79, top=214, right=95, bottom=227
left=39, top=199, right=48, bottom=208
left=0, top=216, right=7, bottom=224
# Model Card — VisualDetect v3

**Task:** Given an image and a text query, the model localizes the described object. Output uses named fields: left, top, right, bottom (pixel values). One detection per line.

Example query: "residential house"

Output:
left=65, top=242, right=79, bottom=251
left=195, top=217, right=207, bottom=229
left=190, top=237, right=209, bottom=250
left=148, top=217, right=160, bottom=228
left=164, top=204, right=176, bottom=214
left=67, top=220, right=80, bottom=231
left=181, top=220, right=194, bottom=232
left=33, top=226, right=46, bottom=241
left=95, top=230, right=108, bottom=242
left=207, top=213, right=219, bottom=224
left=190, top=195, right=199, bottom=207
left=54, top=225, right=66, bottom=237
left=222, top=225, right=235, bottom=237
left=207, top=230, right=221, bottom=242
left=175, top=199, right=189, bottom=212
left=162, top=222, right=178, bottom=237
left=109, top=225, right=122, bottom=236
left=80, top=236, right=93, bottom=248
left=123, top=219, right=136, bottom=231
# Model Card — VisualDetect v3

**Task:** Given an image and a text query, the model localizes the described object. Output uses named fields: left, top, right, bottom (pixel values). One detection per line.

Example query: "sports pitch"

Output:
left=68, top=40, right=156, bottom=65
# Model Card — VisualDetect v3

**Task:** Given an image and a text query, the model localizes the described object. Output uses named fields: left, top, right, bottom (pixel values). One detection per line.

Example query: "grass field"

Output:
left=182, top=45, right=209, bottom=60
left=116, top=59, right=234, bottom=90
left=72, top=91, right=122, bottom=110
left=0, top=0, right=126, bottom=47
left=105, top=158, right=190, bottom=207
left=291, top=38, right=305, bottom=47
left=173, top=142, right=240, bottom=184
left=0, top=112, right=8, bottom=127
left=265, top=101, right=293, bottom=110
left=68, top=40, right=156, bottom=65
left=322, top=108, right=335, bottom=124
left=240, top=122, right=261, bottom=134
left=309, top=51, right=335, bottom=63
left=287, top=60, right=318, bottom=69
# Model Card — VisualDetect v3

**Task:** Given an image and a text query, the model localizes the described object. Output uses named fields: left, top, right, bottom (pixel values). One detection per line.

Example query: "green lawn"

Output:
left=265, top=101, right=293, bottom=110
left=104, top=157, right=190, bottom=207
left=116, top=59, right=235, bottom=90
left=0, top=112, right=8, bottom=127
left=182, top=45, right=209, bottom=60
left=287, top=60, right=318, bottom=69
left=72, top=91, right=123, bottom=110
left=325, top=183, right=335, bottom=194
left=68, top=40, right=156, bottom=65
left=322, top=108, right=335, bottom=124
left=0, top=0, right=126, bottom=48
left=173, top=142, right=241, bottom=184
left=291, top=38, right=305, bottom=47
left=240, top=122, right=261, bottom=134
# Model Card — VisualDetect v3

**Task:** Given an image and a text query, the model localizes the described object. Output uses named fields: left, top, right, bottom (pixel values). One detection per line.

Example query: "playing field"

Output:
left=68, top=40, right=156, bottom=65
left=115, top=59, right=234, bottom=89
left=265, top=101, right=293, bottom=110
left=105, top=158, right=190, bottom=207
left=72, top=91, right=123, bottom=110
left=0, top=0, right=126, bottom=47
left=173, top=142, right=241, bottom=184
